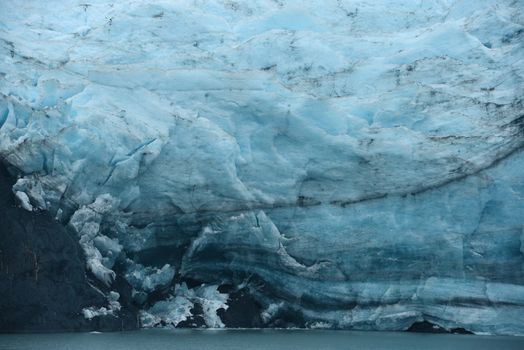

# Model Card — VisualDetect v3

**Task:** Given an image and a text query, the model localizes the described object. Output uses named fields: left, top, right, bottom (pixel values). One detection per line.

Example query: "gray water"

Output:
left=1, top=329, right=523, bottom=350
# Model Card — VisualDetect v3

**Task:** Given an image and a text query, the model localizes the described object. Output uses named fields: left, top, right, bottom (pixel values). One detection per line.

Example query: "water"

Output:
left=1, top=329, right=524, bottom=350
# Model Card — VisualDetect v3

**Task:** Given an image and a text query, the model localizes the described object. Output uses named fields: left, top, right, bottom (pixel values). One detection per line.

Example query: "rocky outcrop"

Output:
left=0, top=162, right=137, bottom=332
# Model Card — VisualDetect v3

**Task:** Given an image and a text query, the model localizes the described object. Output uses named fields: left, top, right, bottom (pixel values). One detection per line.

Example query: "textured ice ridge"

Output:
left=1, top=0, right=523, bottom=335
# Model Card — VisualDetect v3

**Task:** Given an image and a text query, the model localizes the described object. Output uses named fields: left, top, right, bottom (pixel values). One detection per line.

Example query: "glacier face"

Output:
left=1, top=0, right=524, bottom=334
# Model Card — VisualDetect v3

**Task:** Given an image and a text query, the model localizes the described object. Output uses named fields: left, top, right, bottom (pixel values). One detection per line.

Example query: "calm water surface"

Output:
left=1, top=329, right=523, bottom=350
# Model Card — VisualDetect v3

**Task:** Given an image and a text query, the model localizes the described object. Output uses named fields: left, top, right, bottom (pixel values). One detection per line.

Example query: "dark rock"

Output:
left=176, top=303, right=206, bottom=328
left=217, top=286, right=264, bottom=328
left=407, top=321, right=473, bottom=334
left=0, top=162, right=137, bottom=332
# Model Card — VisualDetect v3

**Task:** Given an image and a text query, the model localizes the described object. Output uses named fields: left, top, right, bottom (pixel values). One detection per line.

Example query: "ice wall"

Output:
left=0, top=0, right=523, bottom=334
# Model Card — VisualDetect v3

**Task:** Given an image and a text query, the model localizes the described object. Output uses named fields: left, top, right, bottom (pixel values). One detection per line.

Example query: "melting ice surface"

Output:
left=1, top=0, right=524, bottom=335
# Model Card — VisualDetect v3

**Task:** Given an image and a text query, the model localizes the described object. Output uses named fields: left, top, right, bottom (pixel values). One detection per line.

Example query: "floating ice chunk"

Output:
left=308, top=321, right=332, bottom=329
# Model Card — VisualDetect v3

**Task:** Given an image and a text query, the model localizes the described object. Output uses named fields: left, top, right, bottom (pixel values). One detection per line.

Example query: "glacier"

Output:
left=0, top=0, right=523, bottom=335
